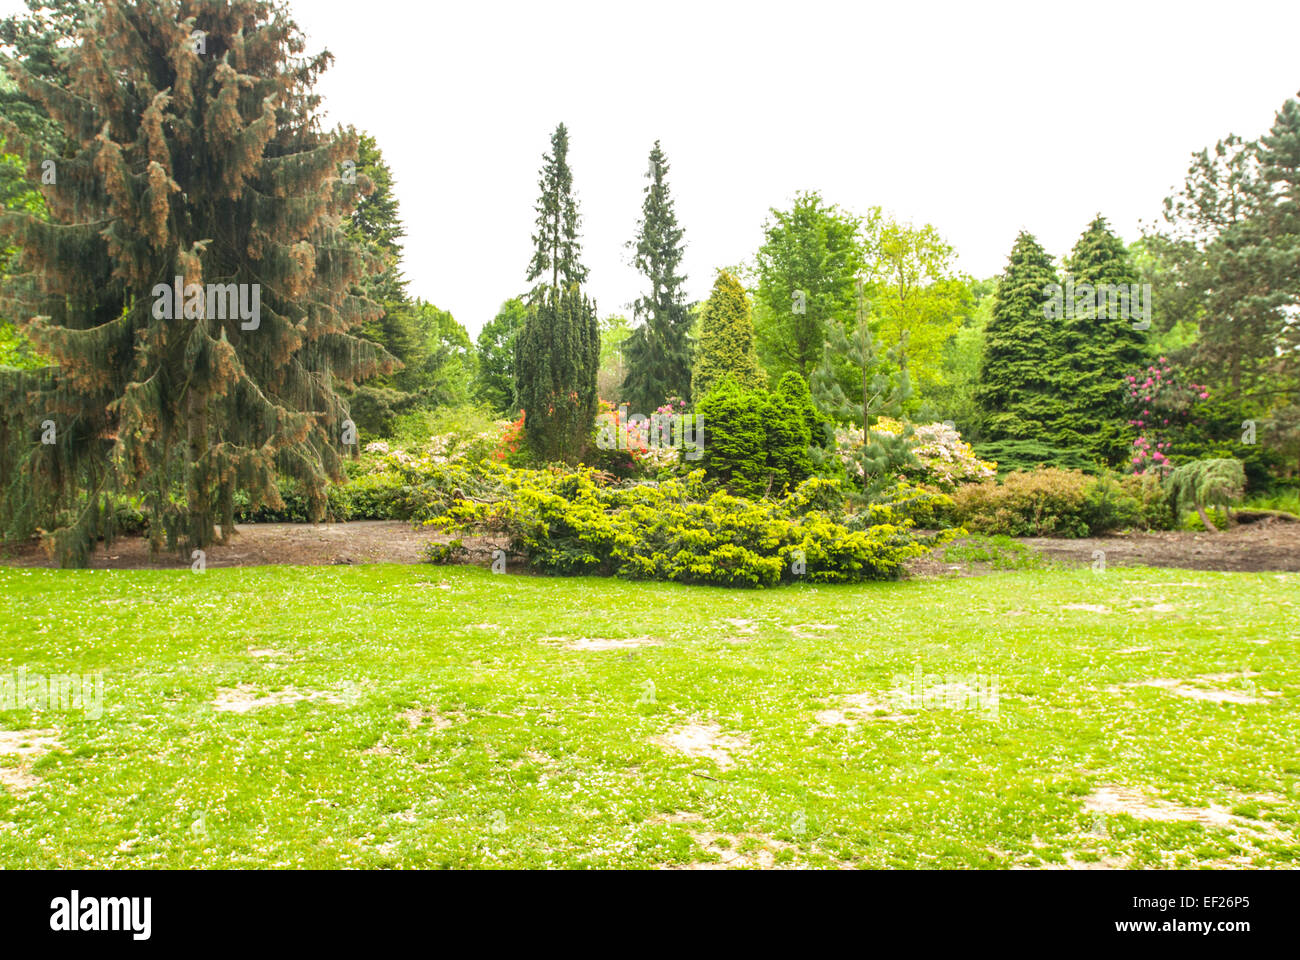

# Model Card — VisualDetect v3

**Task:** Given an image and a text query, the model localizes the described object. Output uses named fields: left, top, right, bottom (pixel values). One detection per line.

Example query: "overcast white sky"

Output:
left=7, top=0, right=1300, bottom=335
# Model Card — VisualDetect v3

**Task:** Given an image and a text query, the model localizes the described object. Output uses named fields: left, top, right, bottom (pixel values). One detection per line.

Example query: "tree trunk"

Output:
left=186, top=389, right=215, bottom=549
left=1196, top=504, right=1218, bottom=533
left=218, top=482, right=235, bottom=544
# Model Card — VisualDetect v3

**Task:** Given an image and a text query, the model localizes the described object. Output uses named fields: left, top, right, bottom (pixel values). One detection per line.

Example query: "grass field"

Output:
left=1, top=563, right=1297, bottom=868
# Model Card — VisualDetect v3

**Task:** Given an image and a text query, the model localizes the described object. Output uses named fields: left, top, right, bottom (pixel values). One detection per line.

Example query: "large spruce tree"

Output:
left=691, top=270, right=765, bottom=398
left=514, top=123, right=598, bottom=461
left=975, top=231, right=1064, bottom=444
left=1053, top=215, right=1147, bottom=462
left=621, top=140, right=691, bottom=411
left=0, top=0, right=393, bottom=564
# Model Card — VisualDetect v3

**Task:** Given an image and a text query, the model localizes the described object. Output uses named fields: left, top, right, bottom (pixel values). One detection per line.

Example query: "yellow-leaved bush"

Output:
left=418, top=463, right=956, bottom=587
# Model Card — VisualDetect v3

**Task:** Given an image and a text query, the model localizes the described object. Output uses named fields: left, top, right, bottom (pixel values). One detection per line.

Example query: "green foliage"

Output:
left=1052, top=215, right=1147, bottom=463
left=976, top=232, right=1065, bottom=445
left=810, top=300, right=915, bottom=498
left=516, top=125, right=599, bottom=463
left=972, top=439, right=1098, bottom=475
left=1155, top=96, right=1300, bottom=427
left=621, top=141, right=692, bottom=410
left=922, top=277, right=994, bottom=440
left=952, top=468, right=1173, bottom=538
left=474, top=299, right=527, bottom=414
left=515, top=285, right=600, bottom=463
left=696, top=377, right=768, bottom=497
left=422, top=538, right=466, bottom=565
left=862, top=213, right=969, bottom=395
left=753, top=192, right=865, bottom=381
left=1165, top=458, right=1246, bottom=529
left=526, top=122, right=586, bottom=296
left=691, top=270, right=765, bottom=398
left=765, top=373, right=814, bottom=494
left=421, top=464, right=949, bottom=587
left=0, top=0, right=396, bottom=564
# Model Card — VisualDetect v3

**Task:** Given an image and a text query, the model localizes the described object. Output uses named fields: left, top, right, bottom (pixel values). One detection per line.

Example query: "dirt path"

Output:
left=1020, top=519, right=1300, bottom=573
left=2, top=518, right=1296, bottom=573
left=0, top=521, right=486, bottom=570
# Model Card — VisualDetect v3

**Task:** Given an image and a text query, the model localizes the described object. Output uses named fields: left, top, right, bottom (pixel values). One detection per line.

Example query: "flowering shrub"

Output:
left=494, top=411, right=527, bottom=463
left=1126, top=359, right=1209, bottom=475
left=833, top=419, right=994, bottom=489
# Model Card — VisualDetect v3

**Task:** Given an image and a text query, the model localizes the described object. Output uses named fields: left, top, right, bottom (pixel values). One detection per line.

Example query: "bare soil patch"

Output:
left=814, top=691, right=912, bottom=727
left=1016, top=522, right=1300, bottom=573
left=908, top=520, right=1300, bottom=577
left=396, top=706, right=458, bottom=730
left=0, top=521, right=504, bottom=570
left=0, top=728, right=61, bottom=795
left=651, top=722, right=750, bottom=770
left=1082, top=785, right=1286, bottom=842
left=1110, top=672, right=1278, bottom=705
left=549, top=636, right=662, bottom=652
left=5, top=514, right=1297, bottom=575
left=211, top=684, right=344, bottom=713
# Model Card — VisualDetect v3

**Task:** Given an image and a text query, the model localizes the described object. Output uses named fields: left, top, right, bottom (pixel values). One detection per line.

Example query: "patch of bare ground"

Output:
left=211, top=684, right=345, bottom=713
left=396, top=706, right=458, bottom=730
left=651, top=722, right=749, bottom=770
left=907, top=521, right=1300, bottom=577
left=1083, top=785, right=1288, bottom=842
left=1109, top=672, right=1278, bottom=705
left=5, top=513, right=1297, bottom=573
left=678, top=831, right=802, bottom=870
left=0, top=521, right=507, bottom=570
left=789, top=623, right=838, bottom=639
left=0, top=728, right=61, bottom=795
left=813, top=692, right=913, bottom=727
left=548, top=636, right=662, bottom=652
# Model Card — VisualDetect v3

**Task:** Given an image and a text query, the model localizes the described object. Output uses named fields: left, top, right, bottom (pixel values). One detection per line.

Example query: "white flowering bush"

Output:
left=833, top=419, right=994, bottom=489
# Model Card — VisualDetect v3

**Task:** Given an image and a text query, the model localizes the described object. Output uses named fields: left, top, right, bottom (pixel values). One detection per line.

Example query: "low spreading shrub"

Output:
left=951, top=467, right=1174, bottom=537
left=420, top=464, right=955, bottom=587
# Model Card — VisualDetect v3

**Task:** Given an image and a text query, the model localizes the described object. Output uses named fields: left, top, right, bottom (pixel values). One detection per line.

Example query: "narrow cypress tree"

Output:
left=0, top=0, right=393, bottom=564
left=621, top=140, right=691, bottom=411
left=975, top=231, right=1064, bottom=444
left=691, top=270, right=765, bottom=398
left=1054, top=215, right=1147, bottom=462
left=514, top=123, right=598, bottom=461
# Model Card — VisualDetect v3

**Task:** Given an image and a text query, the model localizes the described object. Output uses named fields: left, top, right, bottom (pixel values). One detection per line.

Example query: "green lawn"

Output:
left=0, top=563, right=1297, bottom=868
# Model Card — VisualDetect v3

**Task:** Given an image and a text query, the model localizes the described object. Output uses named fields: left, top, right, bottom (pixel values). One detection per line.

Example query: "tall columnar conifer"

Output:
left=1053, top=215, right=1147, bottom=462
left=621, top=140, right=691, bottom=411
left=514, top=123, right=598, bottom=462
left=691, top=270, right=765, bottom=398
left=975, top=231, right=1064, bottom=444
left=0, top=0, right=394, bottom=564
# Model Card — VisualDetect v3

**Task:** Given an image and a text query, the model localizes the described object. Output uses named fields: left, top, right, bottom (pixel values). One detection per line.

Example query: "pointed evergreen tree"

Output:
left=0, top=0, right=393, bottom=564
left=1053, top=215, right=1147, bottom=462
left=811, top=285, right=914, bottom=498
left=975, top=231, right=1064, bottom=444
left=621, top=140, right=691, bottom=411
left=347, top=132, right=420, bottom=370
left=691, top=270, right=765, bottom=398
left=514, top=123, right=598, bottom=461
left=525, top=122, right=585, bottom=300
